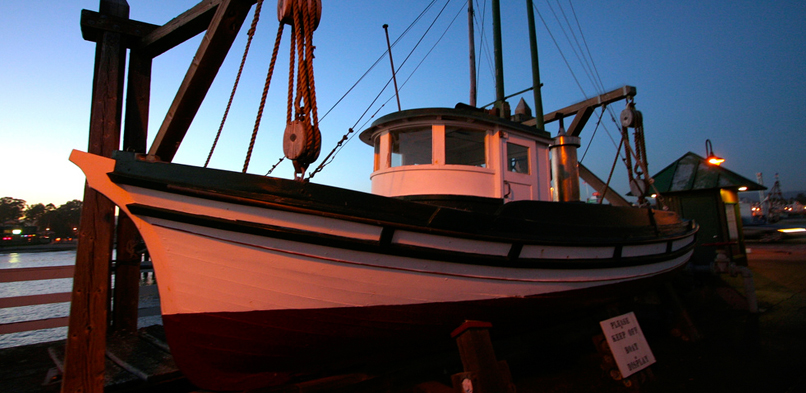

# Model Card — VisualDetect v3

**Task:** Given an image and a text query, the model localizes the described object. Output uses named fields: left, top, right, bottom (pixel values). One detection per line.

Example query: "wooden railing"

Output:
left=0, top=266, right=74, bottom=335
left=0, top=266, right=160, bottom=336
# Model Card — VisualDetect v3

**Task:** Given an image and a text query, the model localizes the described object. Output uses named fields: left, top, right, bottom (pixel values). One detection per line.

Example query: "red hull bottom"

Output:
left=162, top=273, right=677, bottom=391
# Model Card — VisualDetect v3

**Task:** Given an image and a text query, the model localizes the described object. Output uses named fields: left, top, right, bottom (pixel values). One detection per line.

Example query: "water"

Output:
left=0, top=249, right=161, bottom=349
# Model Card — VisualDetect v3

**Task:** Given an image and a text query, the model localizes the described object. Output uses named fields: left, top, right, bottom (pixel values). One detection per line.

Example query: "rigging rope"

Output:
left=205, top=0, right=265, bottom=168
left=533, top=3, right=586, bottom=98
left=243, top=22, right=285, bottom=173
left=317, top=0, right=439, bottom=124
left=308, top=0, right=464, bottom=179
left=578, top=105, right=606, bottom=163
left=535, top=1, right=661, bottom=206
left=282, top=0, right=322, bottom=179
left=567, top=0, right=605, bottom=93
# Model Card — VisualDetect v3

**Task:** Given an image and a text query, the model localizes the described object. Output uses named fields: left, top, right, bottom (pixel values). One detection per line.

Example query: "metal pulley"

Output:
left=277, top=0, right=322, bottom=29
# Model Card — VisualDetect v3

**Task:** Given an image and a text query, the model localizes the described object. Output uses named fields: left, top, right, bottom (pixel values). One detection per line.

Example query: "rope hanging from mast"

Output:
left=280, top=0, right=322, bottom=180
left=207, top=0, right=265, bottom=169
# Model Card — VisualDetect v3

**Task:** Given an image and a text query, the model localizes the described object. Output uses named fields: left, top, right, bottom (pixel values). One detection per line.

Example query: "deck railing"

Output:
left=0, top=265, right=159, bottom=336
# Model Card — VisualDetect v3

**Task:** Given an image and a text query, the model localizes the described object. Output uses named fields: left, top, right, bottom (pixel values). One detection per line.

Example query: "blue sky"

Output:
left=2, top=0, right=805, bottom=205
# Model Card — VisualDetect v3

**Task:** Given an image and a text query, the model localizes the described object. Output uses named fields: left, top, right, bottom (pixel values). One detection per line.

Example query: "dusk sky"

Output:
left=2, top=0, right=805, bottom=206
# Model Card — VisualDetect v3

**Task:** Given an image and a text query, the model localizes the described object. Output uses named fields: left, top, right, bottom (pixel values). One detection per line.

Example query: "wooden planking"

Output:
left=147, top=0, right=254, bottom=162
left=0, top=266, right=75, bottom=283
left=105, top=331, right=180, bottom=383
left=0, top=317, right=69, bottom=335
left=50, top=342, right=142, bottom=389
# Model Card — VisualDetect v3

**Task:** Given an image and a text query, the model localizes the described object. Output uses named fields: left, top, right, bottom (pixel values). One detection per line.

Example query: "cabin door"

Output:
left=502, top=136, right=538, bottom=202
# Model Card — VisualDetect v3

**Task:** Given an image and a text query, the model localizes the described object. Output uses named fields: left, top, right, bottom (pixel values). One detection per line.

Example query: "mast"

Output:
left=491, top=0, right=506, bottom=117
left=525, top=0, right=544, bottom=129
left=468, top=0, right=477, bottom=107
left=383, top=24, right=402, bottom=111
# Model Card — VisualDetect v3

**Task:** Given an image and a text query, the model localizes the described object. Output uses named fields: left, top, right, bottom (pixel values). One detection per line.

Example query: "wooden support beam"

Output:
left=80, top=9, right=158, bottom=46
left=579, top=163, right=630, bottom=207
left=62, top=1, right=129, bottom=392
left=112, top=214, right=142, bottom=333
left=111, top=48, right=152, bottom=333
left=139, top=0, right=252, bottom=57
left=565, top=105, right=595, bottom=137
left=523, top=86, right=637, bottom=133
left=543, top=86, right=636, bottom=125
left=147, top=0, right=253, bottom=162
left=123, top=49, right=151, bottom=153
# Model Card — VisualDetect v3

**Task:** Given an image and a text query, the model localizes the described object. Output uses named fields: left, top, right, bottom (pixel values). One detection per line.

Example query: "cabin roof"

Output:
left=651, top=152, right=766, bottom=194
left=359, top=106, right=550, bottom=145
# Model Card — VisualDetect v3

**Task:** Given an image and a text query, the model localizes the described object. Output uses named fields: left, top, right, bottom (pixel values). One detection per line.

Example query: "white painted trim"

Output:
left=521, top=245, right=615, bottom=259
left=391, top=230, right=511, bottom=256
left=146, top=220, right=693, bottom=315
left=622, top=242, right=668, bottom=257
left=671, top=237, right=694, bottom=251
left=126, top=186, right=383, bottom=242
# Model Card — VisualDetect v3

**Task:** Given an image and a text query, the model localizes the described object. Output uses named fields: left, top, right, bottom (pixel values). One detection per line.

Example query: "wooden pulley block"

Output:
left=277, top=0, right=322, bottom=29
left=629, top=177, right=648, bottom=199
left=620, top=107, right=636, bottom=128
left=283, top=120, right=310, bottom=160
left=620, top=106, right=643, bottom=128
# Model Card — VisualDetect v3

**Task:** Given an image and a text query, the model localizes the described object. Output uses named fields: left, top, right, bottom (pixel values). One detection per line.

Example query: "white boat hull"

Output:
left=70, top=149, right=696, bottom=390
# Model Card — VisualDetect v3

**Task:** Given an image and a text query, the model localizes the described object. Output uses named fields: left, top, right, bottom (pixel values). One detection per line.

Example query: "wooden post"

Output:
left=61, top=1, right=129, bottom=392
left=111, top=48, right=151, bottom=333
left=450, top=321, right=514, bottom=393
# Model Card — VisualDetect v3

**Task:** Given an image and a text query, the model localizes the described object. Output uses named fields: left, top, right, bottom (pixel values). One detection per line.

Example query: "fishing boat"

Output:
left=71, top=0, right=696, bottom=390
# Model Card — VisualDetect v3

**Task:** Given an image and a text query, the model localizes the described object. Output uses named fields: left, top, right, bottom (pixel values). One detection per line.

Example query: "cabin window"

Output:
left=391, top=127, right=432, bottom=167
left=507, top=143, right=529, bottom=174
left=445, top=128, right=486, bottom=167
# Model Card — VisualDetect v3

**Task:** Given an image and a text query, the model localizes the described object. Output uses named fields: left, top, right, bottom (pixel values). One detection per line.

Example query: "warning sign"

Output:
left=599, top=311, right=655, bottom=378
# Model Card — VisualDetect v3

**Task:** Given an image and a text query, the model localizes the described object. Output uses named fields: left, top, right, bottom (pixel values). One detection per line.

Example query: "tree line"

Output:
left=1, top=196, right=82, bottom=239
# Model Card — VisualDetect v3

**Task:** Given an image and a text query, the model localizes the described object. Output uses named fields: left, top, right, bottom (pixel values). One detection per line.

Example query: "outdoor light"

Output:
left=705, top=139, right=724, bottom=166
left=738, top=186, right=748, bottom=191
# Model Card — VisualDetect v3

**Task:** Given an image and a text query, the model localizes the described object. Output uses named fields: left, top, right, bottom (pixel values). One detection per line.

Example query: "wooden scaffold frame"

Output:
left=63, top=1, right=258, bottom=391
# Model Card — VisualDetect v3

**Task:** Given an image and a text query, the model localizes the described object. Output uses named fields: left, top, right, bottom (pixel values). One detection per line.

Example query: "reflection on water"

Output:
left=0, top=250, right=160, bottom=349
left=0, top=250, right=74, bottom=269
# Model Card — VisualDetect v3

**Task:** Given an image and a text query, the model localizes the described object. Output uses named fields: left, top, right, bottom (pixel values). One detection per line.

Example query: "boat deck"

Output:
left=2, top=240, right=805, bottom=392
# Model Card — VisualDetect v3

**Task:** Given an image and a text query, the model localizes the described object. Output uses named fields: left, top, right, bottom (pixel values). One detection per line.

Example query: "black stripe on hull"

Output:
left=128, top=203, right=696, bottom=270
